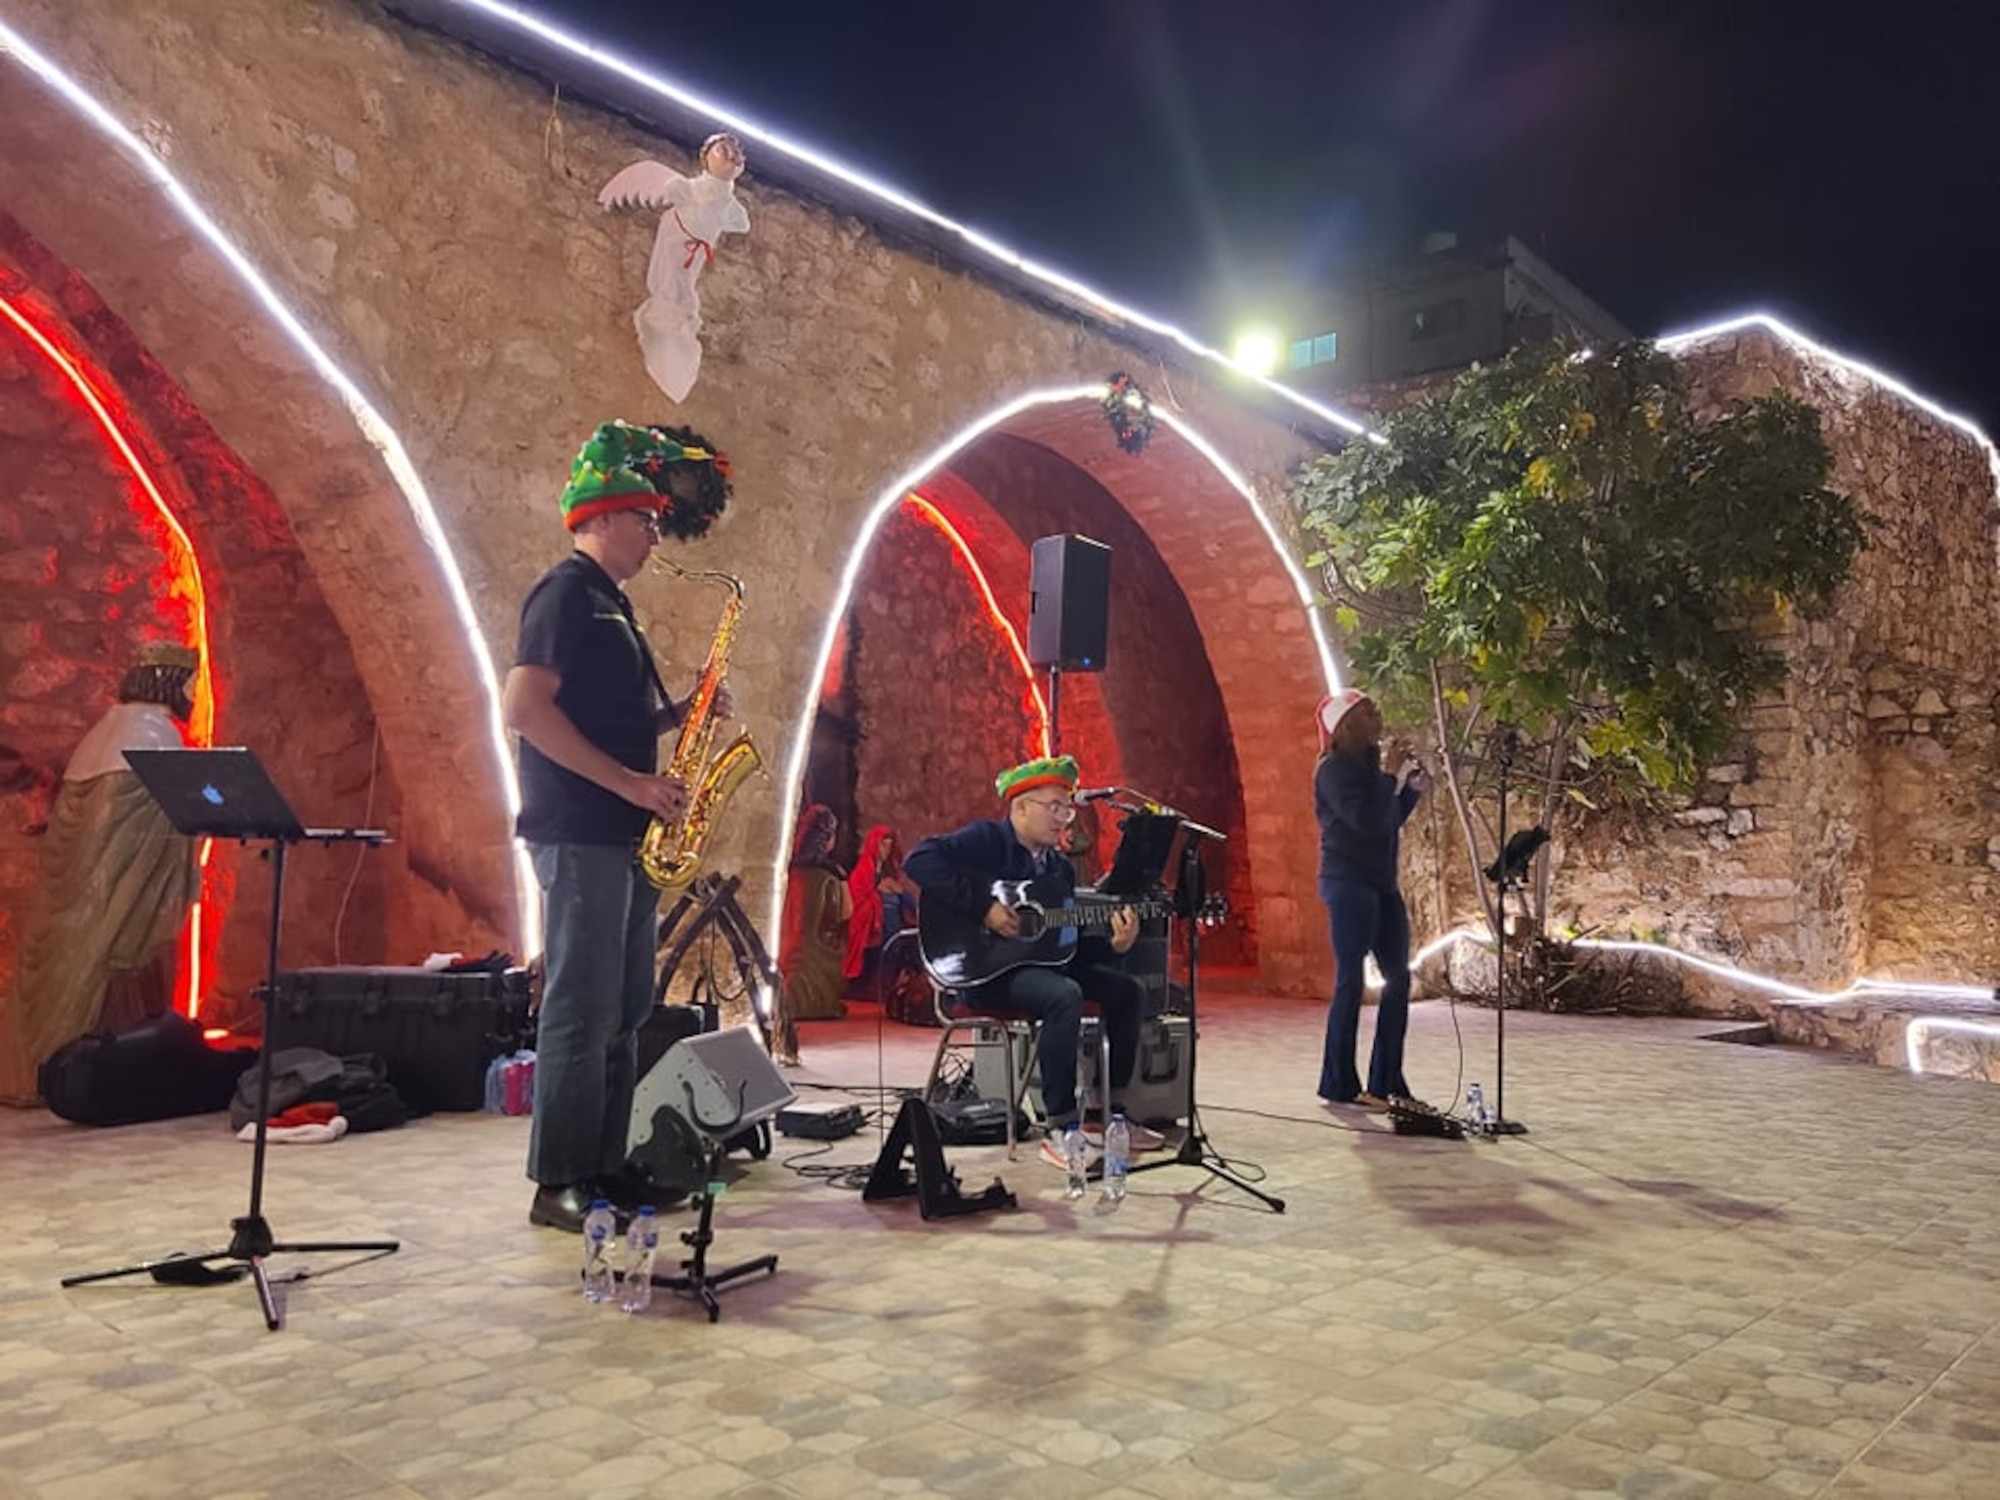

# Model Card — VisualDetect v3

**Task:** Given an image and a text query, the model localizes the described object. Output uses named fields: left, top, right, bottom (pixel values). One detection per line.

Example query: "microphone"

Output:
left=1074, top=786, right=1121, bottom=804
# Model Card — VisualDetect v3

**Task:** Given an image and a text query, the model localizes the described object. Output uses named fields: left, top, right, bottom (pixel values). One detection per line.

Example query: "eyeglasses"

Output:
left=624, top=509, right=661, bottom=536
left=1021, top=798, right=1077, bottom=822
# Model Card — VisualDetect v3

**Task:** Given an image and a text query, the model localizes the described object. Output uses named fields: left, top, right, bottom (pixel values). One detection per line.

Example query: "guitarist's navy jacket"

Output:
left=907, top=814, right=1145, bottom=1117
left=906, top=817, right=1071, bottom=924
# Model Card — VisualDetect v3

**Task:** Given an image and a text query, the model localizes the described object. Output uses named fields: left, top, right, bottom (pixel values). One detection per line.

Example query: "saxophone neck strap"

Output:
left=616, top=591, right=677, bottom=721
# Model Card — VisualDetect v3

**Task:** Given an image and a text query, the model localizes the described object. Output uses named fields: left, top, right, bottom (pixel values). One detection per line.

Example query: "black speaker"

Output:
left=1027, top=534, right=1111, bottom=671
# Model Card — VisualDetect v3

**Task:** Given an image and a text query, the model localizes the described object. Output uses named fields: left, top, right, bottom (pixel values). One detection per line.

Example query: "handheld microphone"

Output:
left=1074, top=786, right=1121, bottom=804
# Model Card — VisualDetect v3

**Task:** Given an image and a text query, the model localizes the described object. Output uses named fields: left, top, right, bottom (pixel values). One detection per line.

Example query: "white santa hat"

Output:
left=1315, top=689, right=1373, bottom=749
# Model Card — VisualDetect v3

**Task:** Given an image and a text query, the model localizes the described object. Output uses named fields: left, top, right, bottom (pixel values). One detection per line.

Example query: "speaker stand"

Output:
left=649, top=1136, right=776, bottom=1322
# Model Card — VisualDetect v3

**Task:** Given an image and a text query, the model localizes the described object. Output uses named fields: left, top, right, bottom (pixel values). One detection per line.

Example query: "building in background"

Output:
left=1284, top=233, right=1629, bottom=392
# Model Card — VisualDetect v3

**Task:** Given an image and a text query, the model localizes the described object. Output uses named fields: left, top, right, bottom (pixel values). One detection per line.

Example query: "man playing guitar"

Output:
left=905, top=755, right=1164, bottom=1170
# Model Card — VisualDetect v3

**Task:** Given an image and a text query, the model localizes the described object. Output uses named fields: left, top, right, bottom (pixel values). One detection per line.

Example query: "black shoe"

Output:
left=529, top=1183, right=620, bottom=1234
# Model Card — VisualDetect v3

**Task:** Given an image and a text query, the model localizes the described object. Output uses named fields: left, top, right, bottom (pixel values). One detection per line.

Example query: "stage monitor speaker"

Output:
left=1027, top=534, right=1111, bottom=671
left=629, top=1026, right=795, bottom=1146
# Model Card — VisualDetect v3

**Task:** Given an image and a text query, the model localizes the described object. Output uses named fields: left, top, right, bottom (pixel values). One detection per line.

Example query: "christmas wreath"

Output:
left=636, top=423, right=734, bottom=540
left=1101, top=371, right=1155, bottom=454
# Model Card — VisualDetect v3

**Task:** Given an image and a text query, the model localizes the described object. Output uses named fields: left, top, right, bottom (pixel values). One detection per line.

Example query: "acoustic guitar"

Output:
left=918, top=877, right=1177, bottom=990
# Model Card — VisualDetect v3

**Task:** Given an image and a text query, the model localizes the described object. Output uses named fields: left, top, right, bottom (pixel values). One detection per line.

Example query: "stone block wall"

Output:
left=1433, top=329, right=2000, bottom=987
left=2, top=0, right=1335, bottom=1001
left=845, top=500, right=1047, bottom=857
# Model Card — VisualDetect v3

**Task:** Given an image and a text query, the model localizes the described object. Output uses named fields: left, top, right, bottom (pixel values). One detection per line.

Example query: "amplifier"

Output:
left=776, top=1100, right=865, bottom=1140
left=931, top=1096, right=1021, bottom=1145
left=1080, top=1014, right=1190, bottom=1128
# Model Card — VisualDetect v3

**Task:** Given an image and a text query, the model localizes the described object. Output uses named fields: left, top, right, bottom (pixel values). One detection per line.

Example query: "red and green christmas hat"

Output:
left=995, top=754, right=1080, bottom=801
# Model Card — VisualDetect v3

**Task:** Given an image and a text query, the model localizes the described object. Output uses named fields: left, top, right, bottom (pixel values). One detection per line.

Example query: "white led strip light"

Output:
left=1659, top=311, right=2000, bottom=495
left=0, top=16, right=541, bottom=953
left=443, top=0, right=1379, bottom=444
left=1412, top=925, right=1996, bottom=1076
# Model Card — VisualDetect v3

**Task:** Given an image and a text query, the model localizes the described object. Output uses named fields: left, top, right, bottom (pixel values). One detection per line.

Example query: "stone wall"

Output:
left=1403, top=327, right=2000, bottom=990
left=0, top=0, right=1335, bottom=1002
left=844, top=498, right=1047, bottom=857
left=19, top=3, right=1988, bottom=1012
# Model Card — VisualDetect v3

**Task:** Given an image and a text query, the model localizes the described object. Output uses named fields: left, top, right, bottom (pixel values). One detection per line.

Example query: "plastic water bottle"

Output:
left=580, top=1199, right=617, bottom=1302
left=1102, top=1110, right=1130, bottom=1203
left=1062, top=1123, right=1088, bottom=1200
left=1465, top=1083, right=1487, bottom=1134
left=619, top=1206, right=659, bottom=1314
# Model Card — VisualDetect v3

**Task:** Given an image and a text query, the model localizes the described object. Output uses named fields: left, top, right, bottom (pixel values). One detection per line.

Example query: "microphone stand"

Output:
left=1124, top=806, right=1284, bottom=1212
left=1486, top=734, right=1529, bottom=1137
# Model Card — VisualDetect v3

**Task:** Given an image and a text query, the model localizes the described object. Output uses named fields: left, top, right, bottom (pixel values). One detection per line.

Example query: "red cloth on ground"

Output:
left=269, top=1101, right=340, bottom=1129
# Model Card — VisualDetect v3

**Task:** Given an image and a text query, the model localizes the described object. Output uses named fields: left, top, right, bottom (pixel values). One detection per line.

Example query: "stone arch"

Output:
left=0, top=47, right=521, bottom=978
left=776, top=389, right=1338, bottom=998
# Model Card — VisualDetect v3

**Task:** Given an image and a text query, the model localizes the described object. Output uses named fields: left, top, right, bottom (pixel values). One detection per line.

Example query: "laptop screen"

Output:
left=123, top=748, right=307, bottom=841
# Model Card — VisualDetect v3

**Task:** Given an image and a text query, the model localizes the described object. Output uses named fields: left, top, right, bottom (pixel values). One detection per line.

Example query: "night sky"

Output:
left=541, top=0, right=1996, bottom=431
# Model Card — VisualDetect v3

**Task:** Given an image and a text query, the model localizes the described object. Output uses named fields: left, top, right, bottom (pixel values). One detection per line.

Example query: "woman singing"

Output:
left=1314, top=689, right=1428, bottom=1108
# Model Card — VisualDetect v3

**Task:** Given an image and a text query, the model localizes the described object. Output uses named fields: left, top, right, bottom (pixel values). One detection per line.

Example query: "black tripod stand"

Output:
left=1130, top=818, right=1286, bottom=1212
left=62, top=748, right=399, bottom=1330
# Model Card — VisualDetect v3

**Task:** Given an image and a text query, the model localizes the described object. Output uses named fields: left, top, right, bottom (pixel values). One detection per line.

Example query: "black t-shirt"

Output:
left=513, top=551, right=664, bottom=845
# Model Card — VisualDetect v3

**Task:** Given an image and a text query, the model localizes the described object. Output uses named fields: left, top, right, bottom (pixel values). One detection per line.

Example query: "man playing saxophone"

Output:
left=503, top=421, right=733, bottom=1233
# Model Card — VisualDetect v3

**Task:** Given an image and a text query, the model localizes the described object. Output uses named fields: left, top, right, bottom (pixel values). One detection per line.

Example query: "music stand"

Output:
left=1095, top=810, right=1181, bottom=899
left=1123, top=809, right=1285, bottom=1213
left=60, top=748, right=400, bottom=1330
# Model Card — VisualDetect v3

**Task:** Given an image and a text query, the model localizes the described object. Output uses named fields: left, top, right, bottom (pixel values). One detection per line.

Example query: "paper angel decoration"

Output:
left=599, top=132, right=750, bottom=403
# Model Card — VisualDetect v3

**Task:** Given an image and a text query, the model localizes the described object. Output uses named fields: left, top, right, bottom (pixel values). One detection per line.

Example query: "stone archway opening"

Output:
left=0, top=54, right=522, bottom=1020
left=781, top=392, right=1339, bottom=999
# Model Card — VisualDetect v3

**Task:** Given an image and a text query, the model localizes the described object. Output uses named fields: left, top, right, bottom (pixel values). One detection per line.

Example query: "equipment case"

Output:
left=1080, top=1013, right=1192, bottom=1128
left=263, top=966, right=530, bottom=1113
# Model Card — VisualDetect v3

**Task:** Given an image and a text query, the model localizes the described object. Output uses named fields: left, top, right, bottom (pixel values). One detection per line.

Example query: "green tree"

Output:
left=1290, top=339, right=1866, bottom=967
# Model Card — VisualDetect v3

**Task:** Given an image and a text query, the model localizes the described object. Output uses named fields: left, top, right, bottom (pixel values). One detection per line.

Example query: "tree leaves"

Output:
left=1291, top=337, right=1865, bottom=814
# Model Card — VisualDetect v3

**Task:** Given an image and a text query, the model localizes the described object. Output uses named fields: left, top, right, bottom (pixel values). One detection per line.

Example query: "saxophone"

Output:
left=637, top=560, right=763, bottom=892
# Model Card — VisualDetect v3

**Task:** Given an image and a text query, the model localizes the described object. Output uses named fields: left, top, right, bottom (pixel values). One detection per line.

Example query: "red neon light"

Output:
left=1, top=292, right=219, bottom=1017
left=903, top=492, right=1052, bottom=755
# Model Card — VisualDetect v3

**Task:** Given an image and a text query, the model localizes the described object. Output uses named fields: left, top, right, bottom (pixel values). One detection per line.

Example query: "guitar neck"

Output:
left=1046, top=898, right=1170, bottom=930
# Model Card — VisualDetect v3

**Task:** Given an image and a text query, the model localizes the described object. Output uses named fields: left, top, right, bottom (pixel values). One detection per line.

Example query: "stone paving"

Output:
left=2, top=988, right=1996, bottom=1499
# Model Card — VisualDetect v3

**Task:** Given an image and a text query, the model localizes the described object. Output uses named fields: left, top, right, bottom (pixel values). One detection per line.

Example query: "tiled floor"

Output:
left=3, top=988, right=1997, bottom=1499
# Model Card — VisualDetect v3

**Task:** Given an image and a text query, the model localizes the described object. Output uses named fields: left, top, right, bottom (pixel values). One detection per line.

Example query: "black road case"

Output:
left=263, top=965, right=530, bottom=1113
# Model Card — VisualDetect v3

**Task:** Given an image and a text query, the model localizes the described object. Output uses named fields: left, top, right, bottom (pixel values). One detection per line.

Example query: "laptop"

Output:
left=124, top=748, right=312, bottom=840
left=1094, top=810, right=1184, bottom=898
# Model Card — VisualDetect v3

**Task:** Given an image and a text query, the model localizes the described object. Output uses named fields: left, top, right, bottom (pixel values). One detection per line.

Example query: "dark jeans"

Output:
left=1318, top=880, right=1412, bottom=1102
left=975, top=961, right=1144, bottom=1127
left=526, top=842, right=660, bottom=1187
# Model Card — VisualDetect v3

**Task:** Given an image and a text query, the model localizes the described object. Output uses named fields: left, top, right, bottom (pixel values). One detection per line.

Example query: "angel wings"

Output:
left=599, top=143, right=750, bottom=403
